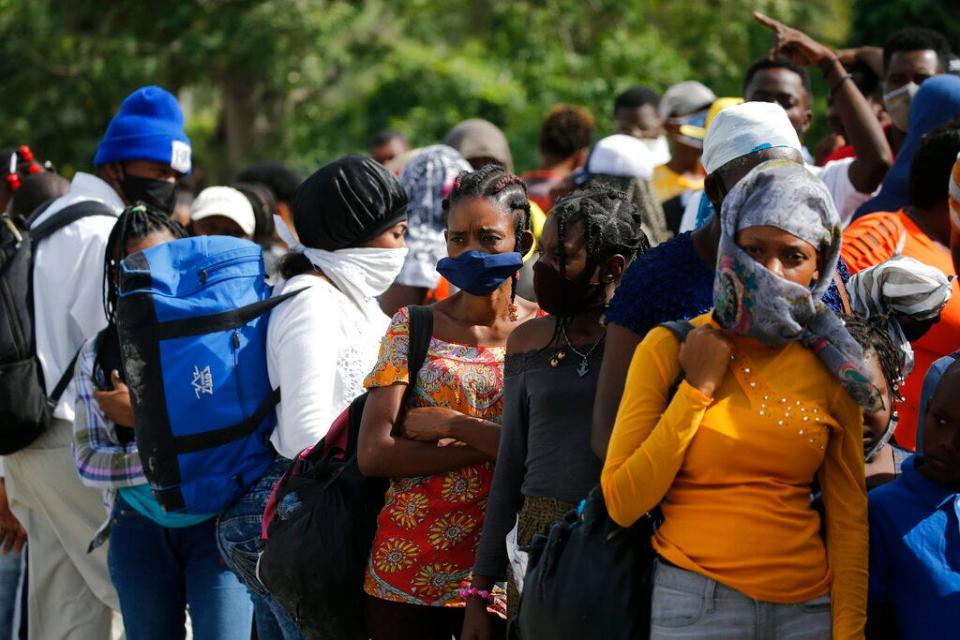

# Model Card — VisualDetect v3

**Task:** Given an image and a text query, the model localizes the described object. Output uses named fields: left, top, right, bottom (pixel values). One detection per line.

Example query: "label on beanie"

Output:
left=171, top=140, right=192, bottom=174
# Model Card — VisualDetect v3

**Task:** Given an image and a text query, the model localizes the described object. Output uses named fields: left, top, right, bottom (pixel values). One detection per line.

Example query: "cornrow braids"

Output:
left=443, top=164, right=532, bottom=307
left=102, top=202, right=186, bottom=326
left=842, top=314, right=904, bottom=397
left=550, top=185, right=650, bottom=280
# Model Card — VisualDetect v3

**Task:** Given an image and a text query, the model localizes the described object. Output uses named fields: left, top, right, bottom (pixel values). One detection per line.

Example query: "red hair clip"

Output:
left=17, top=145, right=34, bottom=163
left=6, top=174, right=22, bottom=191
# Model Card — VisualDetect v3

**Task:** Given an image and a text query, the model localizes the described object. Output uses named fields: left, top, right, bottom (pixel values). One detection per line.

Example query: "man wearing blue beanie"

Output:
left=5, top=86, right=190, bottom=640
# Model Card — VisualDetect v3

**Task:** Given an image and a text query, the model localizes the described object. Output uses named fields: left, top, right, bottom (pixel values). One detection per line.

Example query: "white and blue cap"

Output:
left=701, top=101, right=801, bottom=174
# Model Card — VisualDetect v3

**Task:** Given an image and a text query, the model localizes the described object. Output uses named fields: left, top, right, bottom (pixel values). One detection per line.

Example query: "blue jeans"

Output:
left=650, top=558, right=831, bottom=639
left=107, top=494, right=253, bottom=640
left=0, top=548, right=23, bottom=640
left=217, top=457, right=305, bottom=640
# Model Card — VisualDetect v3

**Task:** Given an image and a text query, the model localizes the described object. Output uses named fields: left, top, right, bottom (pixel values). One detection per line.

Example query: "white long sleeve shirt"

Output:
left=31, top=173, right=122, bottom=422
left=267, top=274, right=390, bottom=459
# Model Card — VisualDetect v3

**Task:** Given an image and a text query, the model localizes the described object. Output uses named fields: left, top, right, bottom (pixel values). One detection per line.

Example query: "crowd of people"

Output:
left=0, top=11, right=958, bottom=640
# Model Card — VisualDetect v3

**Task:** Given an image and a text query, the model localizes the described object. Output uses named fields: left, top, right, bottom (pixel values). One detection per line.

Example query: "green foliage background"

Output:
left=0, top=0, right=955, bottom=181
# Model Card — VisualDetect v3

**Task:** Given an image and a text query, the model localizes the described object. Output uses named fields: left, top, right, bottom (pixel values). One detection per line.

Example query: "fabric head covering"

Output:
left=701, top=102, right=802, bottom=174
left=714, top=159, right=881, bottom=410
left=950, top=152, right=960, bottom=235
left=396, top=145, right=472, bottom=289
left=292, top=155, right=408, bottom=251
left=443, top=119, right=514, bottom=173
left=915, top=350, right=960, bottom=453
left=94, top=86, right=192, bottom=174
left=854, top=75, right=960, bottom=220
left=847, top=255, right=952, bottom=377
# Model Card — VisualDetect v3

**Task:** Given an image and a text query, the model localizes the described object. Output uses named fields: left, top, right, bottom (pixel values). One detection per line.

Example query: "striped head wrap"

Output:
left=847, top=255, right=953, bottom=377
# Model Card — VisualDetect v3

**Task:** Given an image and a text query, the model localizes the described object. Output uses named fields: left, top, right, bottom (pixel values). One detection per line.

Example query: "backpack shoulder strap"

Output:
left=47, top=344, right=84, bottom=408
left=658, top=320, right=695, bottom=343
left=657, top=320, right=696, bottom=401
left=30, top=200, right=116, bottom=243
left=405, top=305, right=434, bottom=387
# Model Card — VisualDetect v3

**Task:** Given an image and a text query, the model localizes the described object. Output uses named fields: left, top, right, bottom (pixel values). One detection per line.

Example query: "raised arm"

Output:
left=755, top=12, right=892, bottom=193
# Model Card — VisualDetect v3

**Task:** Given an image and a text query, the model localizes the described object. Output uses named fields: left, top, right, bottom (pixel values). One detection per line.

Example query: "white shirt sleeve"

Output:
left=679, top=190, right=705, bottom=234
left=267, top=280, right=343, bottom=459
left=808, top=158, right=872, bottom=229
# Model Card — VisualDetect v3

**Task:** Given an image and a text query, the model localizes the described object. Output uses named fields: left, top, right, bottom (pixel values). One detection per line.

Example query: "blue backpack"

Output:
left=117, top=236, right=301, bottom=514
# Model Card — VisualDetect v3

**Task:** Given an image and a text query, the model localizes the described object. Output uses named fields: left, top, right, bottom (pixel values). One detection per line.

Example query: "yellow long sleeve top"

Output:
left=601, top=313, right=868, bottom=639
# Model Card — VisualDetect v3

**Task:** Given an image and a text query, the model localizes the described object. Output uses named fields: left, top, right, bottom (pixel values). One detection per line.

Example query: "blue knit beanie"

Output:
left=94, top=86, right=192, bottom=174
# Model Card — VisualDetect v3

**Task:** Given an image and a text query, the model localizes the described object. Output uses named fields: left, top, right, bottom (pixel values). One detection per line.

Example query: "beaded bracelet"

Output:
left=459, top=586, right=494, bottom=604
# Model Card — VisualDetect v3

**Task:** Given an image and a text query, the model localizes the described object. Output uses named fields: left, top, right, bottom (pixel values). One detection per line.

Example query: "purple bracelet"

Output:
left=459, top=586, right=494, bottom=604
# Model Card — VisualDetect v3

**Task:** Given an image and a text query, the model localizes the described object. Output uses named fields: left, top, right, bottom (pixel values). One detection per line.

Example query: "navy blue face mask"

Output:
left=436, top=250, right=524, bottom=296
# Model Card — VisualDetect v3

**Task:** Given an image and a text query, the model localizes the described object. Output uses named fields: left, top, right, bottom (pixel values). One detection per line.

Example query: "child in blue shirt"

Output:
left=867, top=354, right=960, bottom=639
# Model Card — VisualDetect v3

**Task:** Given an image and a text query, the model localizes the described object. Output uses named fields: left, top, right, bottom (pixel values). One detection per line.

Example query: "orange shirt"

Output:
left=842, top=210, right=960, bottom=449
left=601, top=313, right=867, bottom=639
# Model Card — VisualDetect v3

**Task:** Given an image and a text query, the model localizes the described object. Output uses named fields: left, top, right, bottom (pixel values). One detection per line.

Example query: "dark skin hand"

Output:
left=753, top=12, right=892, bottom=193
left=94, top=370, right=134, bottom=428
left=358, top=196, right=537, bottom=478
left=0, top=480, right=26, bottom=555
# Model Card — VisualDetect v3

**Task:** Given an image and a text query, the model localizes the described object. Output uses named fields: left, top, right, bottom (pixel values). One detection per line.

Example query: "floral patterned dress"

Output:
left=363, top=306, right=504, bottom=607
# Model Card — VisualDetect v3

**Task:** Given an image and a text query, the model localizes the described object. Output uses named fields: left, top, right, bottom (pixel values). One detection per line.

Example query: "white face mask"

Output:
left=323, top=246, right=408, bottom=301
left=273, top=214, right=408, bottom=315
left=883, top=82, right=919, bottom=133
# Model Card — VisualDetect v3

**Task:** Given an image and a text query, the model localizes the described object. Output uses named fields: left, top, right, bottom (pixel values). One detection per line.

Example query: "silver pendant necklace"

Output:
left=559, top=324, right=604, bottom=377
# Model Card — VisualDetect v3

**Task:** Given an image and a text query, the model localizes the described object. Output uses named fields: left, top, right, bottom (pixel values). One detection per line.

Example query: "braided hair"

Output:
left=102, top=203, right=186, bottom=326
left=442, top=164, right=531, bottom=303
left=842, top=314, right=904, bottom=398
left=550, top=185, right=650, bottom=280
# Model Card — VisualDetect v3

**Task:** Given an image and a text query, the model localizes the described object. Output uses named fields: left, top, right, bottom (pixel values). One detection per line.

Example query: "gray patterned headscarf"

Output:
left=848, top=255, right=953, bottom=376
left=713, top=159, right=882, bottom=411
left=395, top=145, right=472, bottom=289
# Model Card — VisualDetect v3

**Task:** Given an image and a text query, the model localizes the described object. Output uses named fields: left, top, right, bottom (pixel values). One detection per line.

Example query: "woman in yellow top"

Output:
left=602, top=160, right=881, bottom=640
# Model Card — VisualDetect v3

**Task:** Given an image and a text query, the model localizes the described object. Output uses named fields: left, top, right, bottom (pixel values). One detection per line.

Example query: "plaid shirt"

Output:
left=72, top=334, right=145, bottom=489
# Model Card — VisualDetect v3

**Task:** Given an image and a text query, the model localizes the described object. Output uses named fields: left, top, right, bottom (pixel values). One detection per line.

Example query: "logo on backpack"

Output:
left=191, top=365, right=213, bottom=398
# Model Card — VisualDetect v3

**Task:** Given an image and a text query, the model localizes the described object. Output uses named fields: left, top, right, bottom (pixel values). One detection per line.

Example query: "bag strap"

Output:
left=658, top=320, right=696, bottom=399
left=47, top=344, right=83, bottom=409
left=138, top=288, right=306, bottom=341
left=404, top=305, right=434, bottom=398
left=30, top=200, right=116, bottom=243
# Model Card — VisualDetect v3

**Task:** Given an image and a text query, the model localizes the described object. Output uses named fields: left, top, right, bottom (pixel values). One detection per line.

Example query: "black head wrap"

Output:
left=292, top=155, right=408, bottom=251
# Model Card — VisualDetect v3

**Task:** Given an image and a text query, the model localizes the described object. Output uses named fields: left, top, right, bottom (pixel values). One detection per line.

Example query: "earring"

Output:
left=508, top=303, right=518, bottom=322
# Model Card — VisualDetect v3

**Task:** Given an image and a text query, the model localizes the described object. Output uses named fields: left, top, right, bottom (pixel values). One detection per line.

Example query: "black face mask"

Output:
left=533, top=260, right=604, bottom=318
left=121, top=172, right=178, bottom=214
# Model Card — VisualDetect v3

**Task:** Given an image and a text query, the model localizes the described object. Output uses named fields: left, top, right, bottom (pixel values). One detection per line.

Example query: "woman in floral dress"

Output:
left=358, top=164, right=539, bottom=640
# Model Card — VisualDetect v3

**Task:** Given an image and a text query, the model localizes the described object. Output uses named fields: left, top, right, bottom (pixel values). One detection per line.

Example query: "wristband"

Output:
left=830, top=73, right=853, bottom=98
